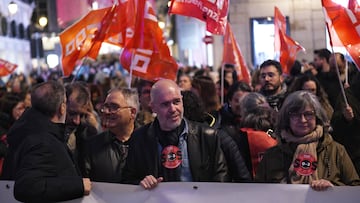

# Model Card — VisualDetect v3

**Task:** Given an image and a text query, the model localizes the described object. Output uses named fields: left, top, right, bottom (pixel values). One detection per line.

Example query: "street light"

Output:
left=8, top=1, right=18, bottom=15
left=38, top=16, right=48, bottom=28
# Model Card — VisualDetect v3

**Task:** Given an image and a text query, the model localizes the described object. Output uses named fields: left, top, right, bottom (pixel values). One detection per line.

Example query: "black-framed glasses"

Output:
left=289, top=111, right=316, bottom=121
left=100, top=103, right=132, bottom=114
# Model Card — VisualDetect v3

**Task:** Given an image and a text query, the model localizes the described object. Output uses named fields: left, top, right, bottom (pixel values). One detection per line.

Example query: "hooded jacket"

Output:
left=1, top=108, right=84, bottom=202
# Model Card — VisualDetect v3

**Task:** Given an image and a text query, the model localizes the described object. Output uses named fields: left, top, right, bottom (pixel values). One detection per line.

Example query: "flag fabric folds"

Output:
left=59, top=6, right=118, bottom=76
left=222, top=23, right=251, bottom=84
left=274, top=7, right=305, bottom=75
left=0, top=59, right=17, bottom=77
left=60, top=0, right=177, bottom=81
left=169, top=0, right=229, bottom=35
left=120, top=0, right=178, bottom=82
left=322, top=0, right=360, bottom=70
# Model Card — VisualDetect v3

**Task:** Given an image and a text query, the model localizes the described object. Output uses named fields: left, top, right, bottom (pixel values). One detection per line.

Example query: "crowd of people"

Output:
left=0, top=48, right=360, bottom=202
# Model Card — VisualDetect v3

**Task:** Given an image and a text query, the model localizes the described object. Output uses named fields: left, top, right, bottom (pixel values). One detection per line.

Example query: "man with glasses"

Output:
left=80, top=88, right=139, bottom=183
left=258, top=59, right=287, bottom=111
left=122, top=79, right=229, bottom=189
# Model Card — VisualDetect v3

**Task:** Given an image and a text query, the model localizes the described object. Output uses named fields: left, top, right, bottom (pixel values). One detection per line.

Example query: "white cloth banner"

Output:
left=1, top=181, right=360, bottom=203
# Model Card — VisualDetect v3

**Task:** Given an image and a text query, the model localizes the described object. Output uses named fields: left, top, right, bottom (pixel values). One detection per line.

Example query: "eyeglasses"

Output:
left=289, top=111, right=316, bottom=121
left=100, top=103, right=132, bottom=114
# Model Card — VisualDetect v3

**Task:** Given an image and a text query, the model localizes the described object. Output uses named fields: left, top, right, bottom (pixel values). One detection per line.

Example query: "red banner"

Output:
left=322, top=0, right=360, bottom=70
left=274, top=7, right=305, bottom=75
left=278, top=30, right=305, bottom=75
left=169, top=0, right=229, bottom=35
left=120, top=0, right=178, bottom=82
left=59, top=4, right=126, bottom=76
left=0, top=59, right=17, bottom=77
left=222, top=23, right=250, bottom=84
left=274, top=7, right=286, bottom=54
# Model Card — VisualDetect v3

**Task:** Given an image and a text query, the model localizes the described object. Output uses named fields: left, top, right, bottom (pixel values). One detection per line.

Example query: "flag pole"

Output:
left=71, top=58, right=86, bottom=83
left=221, top=63, right=225, bottom=105
left=325, top=22, right=348, bottom=106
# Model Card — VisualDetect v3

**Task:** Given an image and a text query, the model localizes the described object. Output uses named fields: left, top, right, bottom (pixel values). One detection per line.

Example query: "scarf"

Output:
left=281, top=125, right=323, bottom=184
left=154, top=119, right=185, bottom=181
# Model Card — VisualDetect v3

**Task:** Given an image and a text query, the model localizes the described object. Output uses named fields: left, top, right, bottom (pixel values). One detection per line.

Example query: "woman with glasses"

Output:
left=255, top=91, right=360, bottom=191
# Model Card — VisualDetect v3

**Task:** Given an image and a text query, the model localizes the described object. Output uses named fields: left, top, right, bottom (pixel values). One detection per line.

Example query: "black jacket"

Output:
left=122, top=119, right=229, bottom=184
left=81, top=130, right=129, bottom=183
left=1, top=108, right=84, bottom=202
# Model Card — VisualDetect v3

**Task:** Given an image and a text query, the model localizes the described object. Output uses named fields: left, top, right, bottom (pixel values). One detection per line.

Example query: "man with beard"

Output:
left=65, top=82, right=100, bottom=166
left=80, top=88, right=139, bottom=182
left=258, top=59, right=287, bottom=111
left=122, top=79, right=229, bottom=189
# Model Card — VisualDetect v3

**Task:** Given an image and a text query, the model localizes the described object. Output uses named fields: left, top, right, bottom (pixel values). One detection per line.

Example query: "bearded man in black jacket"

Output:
left=122, top=79, right=229, bottom=189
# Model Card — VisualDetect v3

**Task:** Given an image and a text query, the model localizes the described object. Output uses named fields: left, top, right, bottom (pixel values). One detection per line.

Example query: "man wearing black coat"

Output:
left=1, top=81, right=91, bottom=202
left=122, top=79, right=229, bottom=189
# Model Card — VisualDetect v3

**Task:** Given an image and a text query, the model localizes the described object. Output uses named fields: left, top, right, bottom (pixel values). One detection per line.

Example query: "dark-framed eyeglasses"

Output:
left=100, top=103, right=132, bottom=114
left=289, top=111, right=316, bottom=121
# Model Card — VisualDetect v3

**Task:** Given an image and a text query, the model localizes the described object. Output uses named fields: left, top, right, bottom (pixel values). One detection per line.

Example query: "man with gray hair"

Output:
left=2, top=81, right=91, bottom=202
left=81, top=88, right=139, bottom=183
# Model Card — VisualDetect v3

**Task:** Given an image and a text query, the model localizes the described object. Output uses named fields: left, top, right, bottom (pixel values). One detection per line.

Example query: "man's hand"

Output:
left=343, top=105, right=354, bottom=122
left=140, top=175, right=163, bottom=190
left=310, top=179, right=334, bottom=191
left=82, top=178, right=92, bottom=195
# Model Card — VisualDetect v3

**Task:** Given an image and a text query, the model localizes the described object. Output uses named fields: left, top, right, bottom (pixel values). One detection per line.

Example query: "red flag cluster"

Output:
left=60, top=0, right=178, bottom=81
left=274, top=7, right=305, bottom=75
left=222, top=23, right=251, bottom=84
left=0, top=59, right=17, bottom=77
left=169, top=0, right=229, bottom=35
left=322, top=0, right=360, bottom=70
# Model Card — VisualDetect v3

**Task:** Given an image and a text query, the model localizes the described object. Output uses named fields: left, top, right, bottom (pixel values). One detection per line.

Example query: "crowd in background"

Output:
left=1, top=48, right=360, bottom=201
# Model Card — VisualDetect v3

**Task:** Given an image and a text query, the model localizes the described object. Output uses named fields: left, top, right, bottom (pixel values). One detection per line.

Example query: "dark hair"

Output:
left=241, top=106, right=276, bottom=132
left=31, top=81, right=65, bottom=117
left=191, top=76, right=220, bottom=112
left=181, top=90, right=207, bottom=122
left=226, top=81, right=252, bottom=103
left=135, top=79, right=154, bottom=96
left=314, top=49, right=331, bottom=63
left=259, top=59, right=283, bottom=75
left=65, top=81, right=91, bottom=107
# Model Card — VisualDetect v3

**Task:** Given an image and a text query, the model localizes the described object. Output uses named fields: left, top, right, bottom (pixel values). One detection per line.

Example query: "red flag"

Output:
left=322, top=0, right=360, bottom=70
left=0, top=59, right=17, bottom=77
left=169, top=0, right=229, bottom=35
left=274, top=7, right=305, bottom=74
left=59, top=5, right=123, bottom=76
left=278, top=30, right=305, bottom=75
left=241, top=128, right=277, bottom=177
left=120, top=0, right=178, bottom=82
left=222, top=23, right=251, bottom=84
left=274, top=7, right=286, bottom=54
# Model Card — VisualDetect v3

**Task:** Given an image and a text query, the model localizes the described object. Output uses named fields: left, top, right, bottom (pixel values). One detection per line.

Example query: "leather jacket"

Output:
left=122, top=118, right=229, bottom=184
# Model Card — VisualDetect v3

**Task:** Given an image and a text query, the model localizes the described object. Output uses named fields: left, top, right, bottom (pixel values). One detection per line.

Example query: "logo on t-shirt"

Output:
left=161, top=145, right=182, bottom=169
left=293, top=153, right=318, bottom=176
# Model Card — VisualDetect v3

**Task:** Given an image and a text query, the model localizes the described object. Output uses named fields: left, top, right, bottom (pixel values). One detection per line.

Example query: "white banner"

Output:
left=1, top=181, right=360, bottom=203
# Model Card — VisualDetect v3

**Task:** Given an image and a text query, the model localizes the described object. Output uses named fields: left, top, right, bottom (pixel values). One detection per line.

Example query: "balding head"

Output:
left=150, top=79, right=181, bottom=104
left=150, top=79, right=183, bottom=131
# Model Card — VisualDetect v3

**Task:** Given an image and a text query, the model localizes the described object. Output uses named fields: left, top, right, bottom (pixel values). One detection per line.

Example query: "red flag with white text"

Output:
left=0, top=59, right=17, bottom=77
left=222, top=23, right=251, bottom=84
left=59, top=5, right=125, bottom=76
left=322, top=0, right=360, bottom=70
left=120, top=0, right=178, bottom=82
left=169, top=0, right=229, bottom=35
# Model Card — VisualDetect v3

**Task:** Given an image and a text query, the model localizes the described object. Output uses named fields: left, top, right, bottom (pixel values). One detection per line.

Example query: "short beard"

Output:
left=262, top=84, right=281, bottom=96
